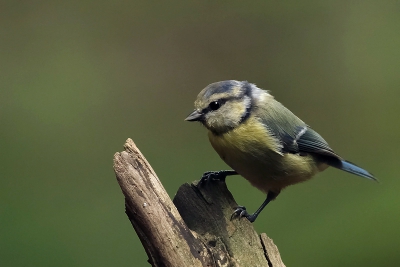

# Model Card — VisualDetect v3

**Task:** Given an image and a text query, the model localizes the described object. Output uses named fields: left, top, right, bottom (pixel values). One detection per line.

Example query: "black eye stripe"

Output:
left=202, top=97, right=244, bottom=114
left=202, top=99, right=222, bottom=113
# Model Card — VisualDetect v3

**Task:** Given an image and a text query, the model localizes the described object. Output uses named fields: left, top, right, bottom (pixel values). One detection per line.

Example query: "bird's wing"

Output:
left=255, top=99, right=376, bottom=180
left=280, top=126, right=340, bottom=158
left=256, top=99, right=340, bottom=158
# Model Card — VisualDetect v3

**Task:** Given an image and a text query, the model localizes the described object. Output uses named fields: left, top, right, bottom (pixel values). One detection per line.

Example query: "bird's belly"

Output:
left=227, top=152, right=320, bottom=193
left=208, top=129, right=322, bottom=193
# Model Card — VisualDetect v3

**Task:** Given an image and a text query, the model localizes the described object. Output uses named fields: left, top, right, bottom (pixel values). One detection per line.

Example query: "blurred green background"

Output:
left=1, top=1, right=399, bottom=266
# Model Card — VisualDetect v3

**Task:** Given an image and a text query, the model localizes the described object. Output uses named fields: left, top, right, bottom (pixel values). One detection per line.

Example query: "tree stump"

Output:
left=113, top=138, right=285, bottom=267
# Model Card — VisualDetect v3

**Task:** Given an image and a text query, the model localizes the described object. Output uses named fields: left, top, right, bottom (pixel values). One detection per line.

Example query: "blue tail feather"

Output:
left=337, top=160, right=377, bottom=181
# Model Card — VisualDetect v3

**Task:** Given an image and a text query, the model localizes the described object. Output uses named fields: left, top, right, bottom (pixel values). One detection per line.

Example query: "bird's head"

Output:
left=185, top=80, right=266, bottom=135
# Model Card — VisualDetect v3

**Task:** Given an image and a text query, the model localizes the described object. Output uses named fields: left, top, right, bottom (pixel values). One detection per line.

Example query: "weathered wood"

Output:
left=113, top=138, right=285, bottom=267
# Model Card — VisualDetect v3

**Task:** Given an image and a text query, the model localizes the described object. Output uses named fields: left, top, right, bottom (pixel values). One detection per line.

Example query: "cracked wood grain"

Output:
left=113, top=138, right=285, bottom=267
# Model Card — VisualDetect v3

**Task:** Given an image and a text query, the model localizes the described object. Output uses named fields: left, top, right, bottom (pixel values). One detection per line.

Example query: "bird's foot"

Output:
left=231, top=206, right=257, bottom=223
left=198, top=170, right=230, bottom=187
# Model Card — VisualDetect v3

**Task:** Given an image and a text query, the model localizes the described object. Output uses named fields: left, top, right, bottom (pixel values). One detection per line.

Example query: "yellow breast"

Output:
left=208, top=116, right=321, bottom=193
left=209, top=116, right=282, bottom=157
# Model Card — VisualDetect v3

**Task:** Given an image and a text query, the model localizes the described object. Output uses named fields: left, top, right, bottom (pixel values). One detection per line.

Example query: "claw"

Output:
left=198, top=172, right=216, bottom=187
left=198, top=170, right=232, bottom=187
left=231, top=206, right=249, bottom=220
left=240, top=209, right=248, bottom=218
left=231, top=206, right=256, bottom=223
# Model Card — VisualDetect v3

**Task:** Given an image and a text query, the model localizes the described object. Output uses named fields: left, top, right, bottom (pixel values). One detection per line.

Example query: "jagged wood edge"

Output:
left=113, top=138, right=285, bottom=267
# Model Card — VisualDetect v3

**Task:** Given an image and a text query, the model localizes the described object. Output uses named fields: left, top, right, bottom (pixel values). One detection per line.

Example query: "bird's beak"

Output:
left=185, top=110, right=203, bottom=122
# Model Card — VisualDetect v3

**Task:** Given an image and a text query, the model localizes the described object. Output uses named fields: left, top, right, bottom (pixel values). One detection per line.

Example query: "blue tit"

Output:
left=185, top=80, right=376, bottom=223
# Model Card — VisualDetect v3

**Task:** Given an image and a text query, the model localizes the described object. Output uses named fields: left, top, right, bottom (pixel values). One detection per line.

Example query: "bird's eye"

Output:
left=209, top=101, right=221, bottom=111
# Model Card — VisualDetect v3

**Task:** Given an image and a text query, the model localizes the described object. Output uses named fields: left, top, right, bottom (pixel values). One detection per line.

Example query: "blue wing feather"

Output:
left=256, top=98, right=376, bottom=181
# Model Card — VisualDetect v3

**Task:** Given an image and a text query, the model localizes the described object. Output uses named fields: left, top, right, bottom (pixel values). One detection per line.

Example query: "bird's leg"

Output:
left=198, top=170, right=238, bottom=186
left=231, top=191, right=280, bottom=223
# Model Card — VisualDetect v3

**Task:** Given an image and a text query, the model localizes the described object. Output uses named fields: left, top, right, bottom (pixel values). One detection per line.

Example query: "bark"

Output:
left=113, top=138, right=285, bottom=267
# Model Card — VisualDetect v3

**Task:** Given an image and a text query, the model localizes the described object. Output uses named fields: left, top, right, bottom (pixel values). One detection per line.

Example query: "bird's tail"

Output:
left=327, top=159, right=377, bottom=182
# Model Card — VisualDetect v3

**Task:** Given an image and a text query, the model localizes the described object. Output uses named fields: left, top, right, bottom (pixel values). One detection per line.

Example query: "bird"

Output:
left=185, top=80, right=376, bottom=223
